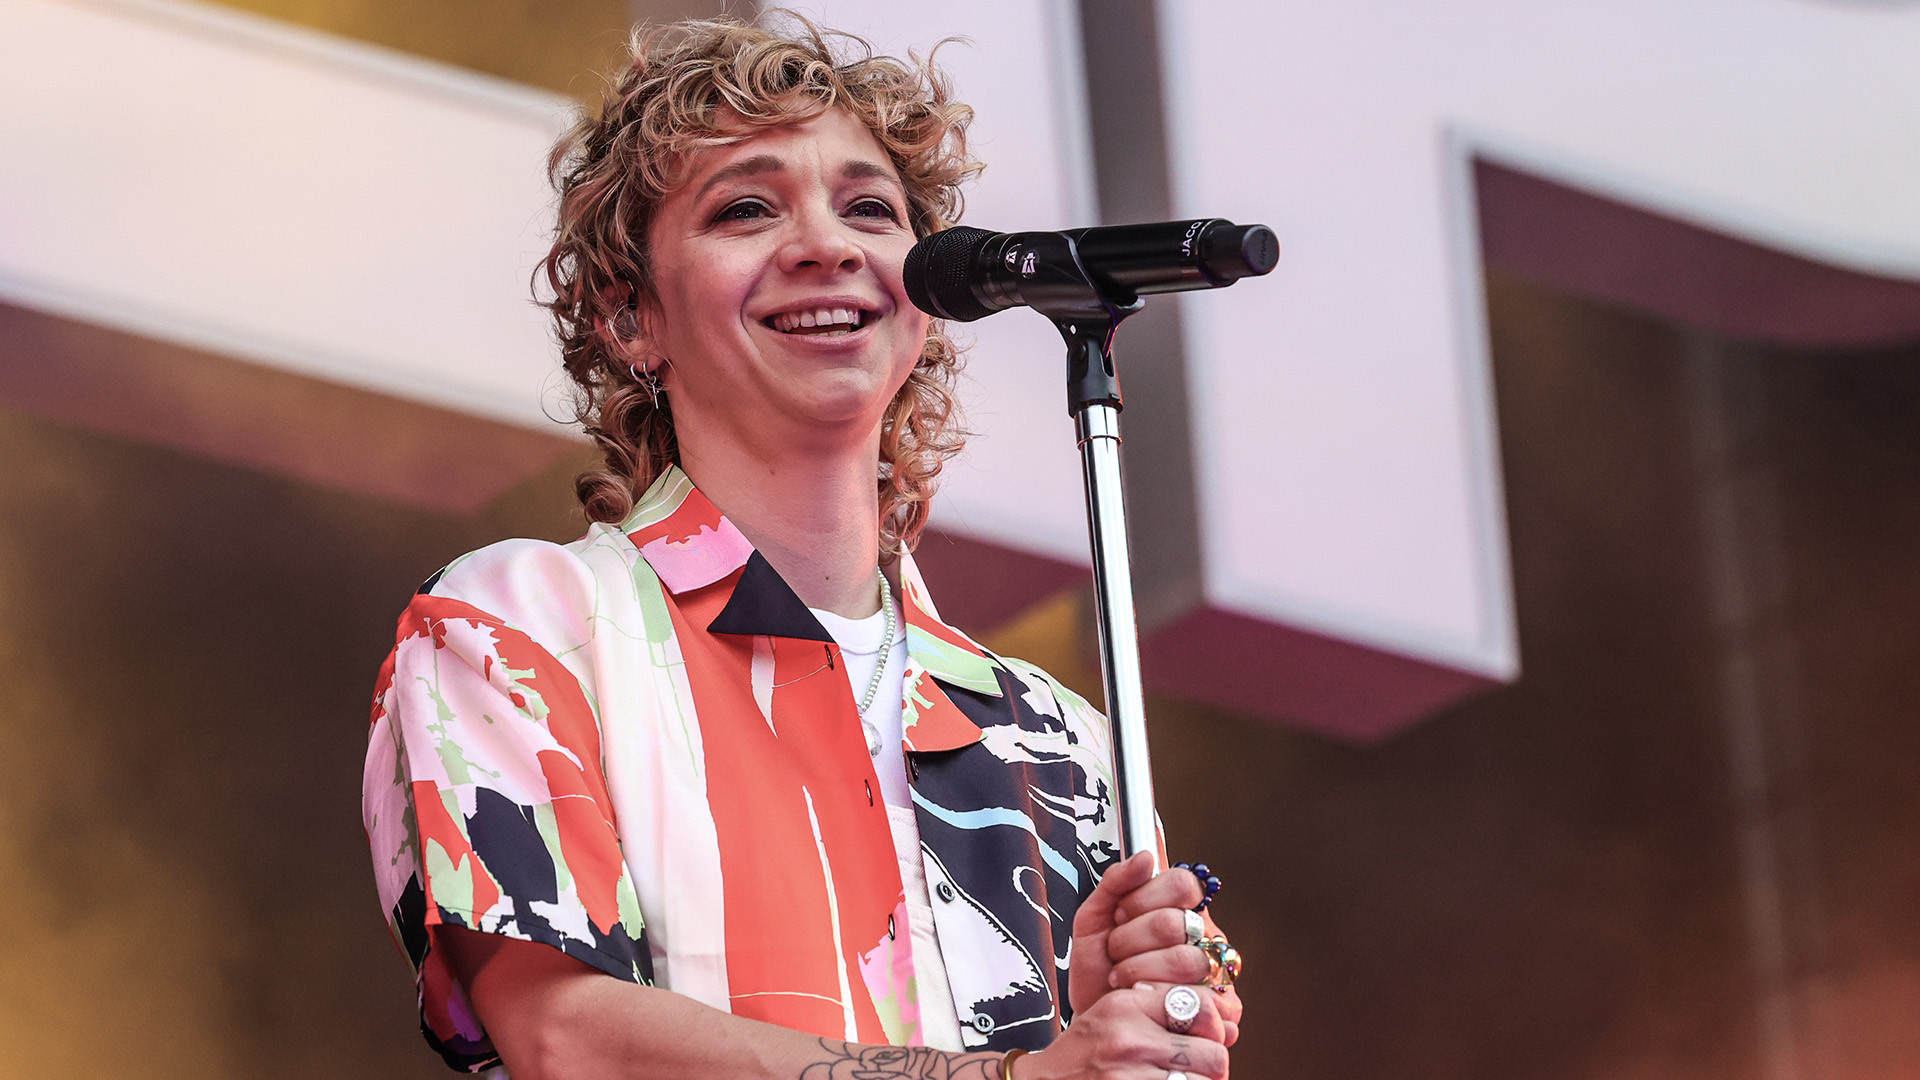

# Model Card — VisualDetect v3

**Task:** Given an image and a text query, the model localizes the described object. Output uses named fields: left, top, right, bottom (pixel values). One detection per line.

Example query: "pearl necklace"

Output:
left=857, top=568, right=897, bottom=758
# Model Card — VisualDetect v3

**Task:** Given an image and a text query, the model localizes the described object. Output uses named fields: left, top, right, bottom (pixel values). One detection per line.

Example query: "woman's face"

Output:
left=639, top=108, right=930, bottom=454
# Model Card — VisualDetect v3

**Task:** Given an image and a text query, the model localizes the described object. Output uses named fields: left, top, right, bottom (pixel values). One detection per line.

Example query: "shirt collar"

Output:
left=621, top=467, right=1006, bottom=746
left=895, top=548, right=1002, bottom=753
left=621, top=466, right=756, bottom=594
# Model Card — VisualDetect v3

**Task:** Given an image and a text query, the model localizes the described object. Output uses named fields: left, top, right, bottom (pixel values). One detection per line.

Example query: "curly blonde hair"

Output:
left=540, top=15, right=980, bottom=556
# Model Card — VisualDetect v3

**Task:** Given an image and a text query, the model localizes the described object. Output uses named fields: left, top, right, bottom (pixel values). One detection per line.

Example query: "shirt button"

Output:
left=971, top=1013, right=996, bottom=1035
left=936, top=881, right=956, bottom=903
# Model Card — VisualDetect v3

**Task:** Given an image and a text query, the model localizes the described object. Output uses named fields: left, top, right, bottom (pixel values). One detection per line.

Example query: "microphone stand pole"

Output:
left=993, top=227, right=1160, bottom=866
left=1056, top=312, right=1157, bottom=867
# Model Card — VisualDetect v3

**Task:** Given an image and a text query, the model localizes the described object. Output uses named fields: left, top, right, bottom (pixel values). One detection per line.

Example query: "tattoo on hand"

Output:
left=799, top=1039, right=1001, bottom=1080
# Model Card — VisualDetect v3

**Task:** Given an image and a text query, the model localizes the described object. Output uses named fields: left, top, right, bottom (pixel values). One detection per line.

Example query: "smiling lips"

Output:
left=767, top=306, right=872, bottom=335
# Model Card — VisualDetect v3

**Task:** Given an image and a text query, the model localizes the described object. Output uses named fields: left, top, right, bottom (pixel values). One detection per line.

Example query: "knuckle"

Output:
left=1151, top=908, right=1184, bottom=943
left=1119, top=1028, right=1159, bottom=1060
left=1183, top=947, right=1213, bottom=981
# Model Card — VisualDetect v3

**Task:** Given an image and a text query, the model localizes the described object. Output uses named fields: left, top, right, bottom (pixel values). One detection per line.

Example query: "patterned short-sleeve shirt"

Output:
left=363, top=466, right=1122, bottom=1072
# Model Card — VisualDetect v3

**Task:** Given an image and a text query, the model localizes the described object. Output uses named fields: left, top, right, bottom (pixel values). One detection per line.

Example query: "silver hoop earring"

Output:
left=629, top=362, right=665, bottom=408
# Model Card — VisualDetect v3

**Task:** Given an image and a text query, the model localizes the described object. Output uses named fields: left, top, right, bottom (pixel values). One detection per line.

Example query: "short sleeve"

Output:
left=363, top=562, right=651, bottom=1073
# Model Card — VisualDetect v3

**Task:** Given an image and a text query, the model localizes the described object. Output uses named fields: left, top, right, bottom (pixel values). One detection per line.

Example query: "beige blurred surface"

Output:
left=200, top=0, right=714, bottom=97
left=0, top=401, right=599, bottom=1078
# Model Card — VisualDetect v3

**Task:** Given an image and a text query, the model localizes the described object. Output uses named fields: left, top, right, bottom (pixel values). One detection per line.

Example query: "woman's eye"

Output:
left=848, top=198, right=898, bottom=221
left=715, top=199, right=770, bottom=222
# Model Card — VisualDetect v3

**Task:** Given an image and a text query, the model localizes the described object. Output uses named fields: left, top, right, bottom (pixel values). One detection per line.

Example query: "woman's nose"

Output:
left=779, top=204, right=865, bottom=274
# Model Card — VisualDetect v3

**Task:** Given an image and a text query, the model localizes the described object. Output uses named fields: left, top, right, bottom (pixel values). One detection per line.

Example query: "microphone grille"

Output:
left=905, top=226, right=996, bottom=322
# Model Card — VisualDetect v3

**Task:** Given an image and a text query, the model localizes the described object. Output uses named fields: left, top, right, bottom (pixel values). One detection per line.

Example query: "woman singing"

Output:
left=363, top=17, right=1243, bottom=1080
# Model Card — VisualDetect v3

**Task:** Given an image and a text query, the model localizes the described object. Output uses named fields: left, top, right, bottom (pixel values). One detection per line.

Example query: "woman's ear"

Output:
left=598, top=279, right=658, bottom=358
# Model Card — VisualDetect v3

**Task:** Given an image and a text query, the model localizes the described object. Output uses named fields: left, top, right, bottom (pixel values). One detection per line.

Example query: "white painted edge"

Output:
left=0, top=267, right=583, bottom=436
left=58, top=0, right=577, bottom=128
left=1440, top=124, right=1520, bottom=680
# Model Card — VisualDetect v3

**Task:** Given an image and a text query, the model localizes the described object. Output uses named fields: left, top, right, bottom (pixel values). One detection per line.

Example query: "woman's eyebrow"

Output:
left=695, top=154, right=783, bottom=200
left=842, top=159, right=903, bottom=187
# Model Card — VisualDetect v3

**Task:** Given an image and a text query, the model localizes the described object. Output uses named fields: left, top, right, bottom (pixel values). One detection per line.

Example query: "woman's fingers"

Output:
left=1108, top=943, right=1212, bottom=988
left=1107, top=906, right=1196, bottom=962
left=1134, top=982, right=1231, bottom=1078
left=1131, top=982, right=1230, bottom=1046
left=1162, top=1033, right=1231, bottom=1080
left=1214, top=987, right=1243, bottom=1029
left=1026, top=976, right=1231, bottom=1080
left=1112, top=866, right=1206, bottom=925
left=1073, top=851, right=1158, bottom=936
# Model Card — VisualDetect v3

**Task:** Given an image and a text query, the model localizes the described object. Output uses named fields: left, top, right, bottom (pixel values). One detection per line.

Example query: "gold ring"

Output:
left=1199, top=936, right=1242, bottom=992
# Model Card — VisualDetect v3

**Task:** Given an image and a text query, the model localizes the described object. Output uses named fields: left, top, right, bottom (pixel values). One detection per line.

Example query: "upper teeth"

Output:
left=772, top=307, right=863, bottom=332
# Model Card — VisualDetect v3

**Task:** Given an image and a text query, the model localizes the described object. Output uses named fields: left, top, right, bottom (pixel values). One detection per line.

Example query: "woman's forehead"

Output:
left=679, top=108, right=900, bottom=189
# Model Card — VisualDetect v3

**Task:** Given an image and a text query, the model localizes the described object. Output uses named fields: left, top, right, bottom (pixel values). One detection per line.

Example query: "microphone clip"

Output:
left=1006, top=231, right=1143, bottom=414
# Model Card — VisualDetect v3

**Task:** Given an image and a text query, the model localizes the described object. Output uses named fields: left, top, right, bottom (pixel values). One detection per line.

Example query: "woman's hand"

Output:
left=1016, top=981, right=1231, bottom=1080
left=1069, top=853, right=1245, bottom=1046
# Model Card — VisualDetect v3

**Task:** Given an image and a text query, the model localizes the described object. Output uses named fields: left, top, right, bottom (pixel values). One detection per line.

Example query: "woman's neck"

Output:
left=676, top=425, right=888, bottom=620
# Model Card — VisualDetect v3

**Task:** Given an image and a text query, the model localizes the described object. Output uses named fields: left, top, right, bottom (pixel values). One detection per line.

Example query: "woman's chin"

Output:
left=788, top=391, right=895, bottom=432
left=775, top=368, right=909, bottom=429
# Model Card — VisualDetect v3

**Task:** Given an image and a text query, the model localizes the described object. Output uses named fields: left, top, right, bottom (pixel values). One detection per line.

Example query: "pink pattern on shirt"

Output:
left=858, top=897, right=924, bottom=1046
left=641, top=519, right=754, bottom=593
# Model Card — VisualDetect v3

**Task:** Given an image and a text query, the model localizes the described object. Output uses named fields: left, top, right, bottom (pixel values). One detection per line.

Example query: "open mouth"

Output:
left=765, top=307, right=873, bottom=336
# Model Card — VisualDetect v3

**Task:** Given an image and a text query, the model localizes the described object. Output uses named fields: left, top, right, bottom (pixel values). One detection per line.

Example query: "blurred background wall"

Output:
left=3, top=2, right=1920, bottom=1078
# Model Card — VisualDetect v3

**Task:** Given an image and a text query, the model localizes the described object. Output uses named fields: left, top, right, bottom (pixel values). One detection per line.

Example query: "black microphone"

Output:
left=904, top=219, right=1278, bottom=323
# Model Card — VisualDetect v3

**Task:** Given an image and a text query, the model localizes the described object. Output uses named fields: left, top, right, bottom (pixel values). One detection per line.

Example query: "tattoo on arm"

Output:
left=798, top=1039, right=1003, bottom=1080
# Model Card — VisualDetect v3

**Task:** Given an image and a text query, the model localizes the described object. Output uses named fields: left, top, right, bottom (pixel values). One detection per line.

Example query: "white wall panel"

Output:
left=0, top=0, right=574, bottom=432
left=1159, top=0, right=1920, bottom=680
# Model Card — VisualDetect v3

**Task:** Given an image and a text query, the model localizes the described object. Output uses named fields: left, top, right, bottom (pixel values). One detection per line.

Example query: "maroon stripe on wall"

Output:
left=0, top=301, right=579, bottom=513
left=1144, top=606, right=1498, bottom=743
left=1475, top=159, right=1920, bottom=350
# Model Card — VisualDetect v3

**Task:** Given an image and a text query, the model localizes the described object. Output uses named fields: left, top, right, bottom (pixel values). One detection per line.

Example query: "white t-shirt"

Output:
left=808, top=597, right=967, bottom=1052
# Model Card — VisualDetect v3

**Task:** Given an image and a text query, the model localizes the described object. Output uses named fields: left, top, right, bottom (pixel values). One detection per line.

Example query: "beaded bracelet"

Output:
left=1172, top=861, right=1222, bottom=911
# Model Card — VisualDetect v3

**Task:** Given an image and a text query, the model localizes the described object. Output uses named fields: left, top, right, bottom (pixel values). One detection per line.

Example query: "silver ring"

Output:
left=1163, top=984, right=1202, bottom=1034
left=1183, top=909, right=1205, bottom=946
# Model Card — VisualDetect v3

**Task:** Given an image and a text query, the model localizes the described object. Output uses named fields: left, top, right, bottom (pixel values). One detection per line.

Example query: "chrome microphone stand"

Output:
left=1062, top=324, right=1159, bottom=866
left=1002, top=231, right=1160, bottom=866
